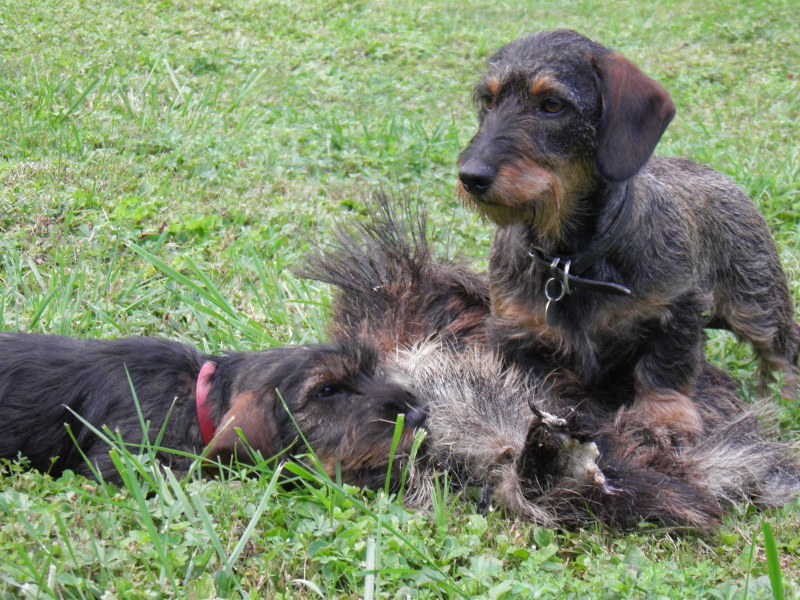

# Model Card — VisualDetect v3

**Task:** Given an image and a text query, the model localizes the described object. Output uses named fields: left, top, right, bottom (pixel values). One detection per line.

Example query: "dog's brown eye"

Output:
left=482, top=96, right=497, bottom=111
left=316, top=384, right=348, bottom=399
left=541, top=98, right=564, bottom=114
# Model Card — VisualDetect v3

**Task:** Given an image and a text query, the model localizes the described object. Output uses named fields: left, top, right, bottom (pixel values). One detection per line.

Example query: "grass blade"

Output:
left=761, top=520, right=785, bottom=600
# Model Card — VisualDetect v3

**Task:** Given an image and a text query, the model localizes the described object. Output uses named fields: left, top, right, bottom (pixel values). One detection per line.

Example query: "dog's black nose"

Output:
left=459, top=160, right=496, bottom=196
left=404, top=407, right=427, bottom=428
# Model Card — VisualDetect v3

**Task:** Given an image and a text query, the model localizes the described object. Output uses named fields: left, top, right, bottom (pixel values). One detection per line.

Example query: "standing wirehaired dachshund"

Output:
left=457, top=30, right=799, bottom=440
left=0, top=333, right=424, bottom=488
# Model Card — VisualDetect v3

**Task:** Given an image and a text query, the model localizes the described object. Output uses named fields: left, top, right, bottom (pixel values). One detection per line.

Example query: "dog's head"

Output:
left=457, top=29, right=674, bottom=238
left=204, top=340, right=424, bottom=490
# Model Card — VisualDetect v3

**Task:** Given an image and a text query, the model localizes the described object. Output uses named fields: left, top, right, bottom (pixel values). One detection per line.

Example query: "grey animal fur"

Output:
left=394, top=340, right=799, bottom=530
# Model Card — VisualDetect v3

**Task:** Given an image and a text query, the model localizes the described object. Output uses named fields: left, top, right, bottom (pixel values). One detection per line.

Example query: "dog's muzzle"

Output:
left=458, top=159, right=496, bottom=197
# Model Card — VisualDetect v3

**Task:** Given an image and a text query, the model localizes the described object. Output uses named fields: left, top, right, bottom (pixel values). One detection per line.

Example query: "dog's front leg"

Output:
left=627, top=293, right=708, bottom=442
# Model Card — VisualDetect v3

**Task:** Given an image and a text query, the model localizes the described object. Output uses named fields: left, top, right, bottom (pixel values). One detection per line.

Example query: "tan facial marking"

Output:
left=464, top=154, right=592, bottom=241
left=485, top=76, right=501, bottom=97
left=530, top=74, right=566, bottom=98
left=492, top=160, right=557, bottom=208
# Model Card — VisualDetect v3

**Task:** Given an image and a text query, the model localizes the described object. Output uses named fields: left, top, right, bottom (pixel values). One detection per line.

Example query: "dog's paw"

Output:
left=629, top=390, right=704, bottom=444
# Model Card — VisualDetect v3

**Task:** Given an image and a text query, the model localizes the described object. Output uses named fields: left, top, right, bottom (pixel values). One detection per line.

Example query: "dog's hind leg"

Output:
left=718, top=303, right=800, bottom=400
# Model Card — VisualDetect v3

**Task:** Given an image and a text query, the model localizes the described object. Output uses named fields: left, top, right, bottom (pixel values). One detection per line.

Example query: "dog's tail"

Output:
left=297, top=193, right=490, bottom=353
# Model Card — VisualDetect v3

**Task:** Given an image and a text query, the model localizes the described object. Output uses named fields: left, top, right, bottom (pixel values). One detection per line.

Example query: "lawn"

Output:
left=1, top=0, right=799, bottom=597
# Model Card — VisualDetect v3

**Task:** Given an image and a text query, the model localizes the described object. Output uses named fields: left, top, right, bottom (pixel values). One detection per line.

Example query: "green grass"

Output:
left=1, top=0, right=799, bottom=597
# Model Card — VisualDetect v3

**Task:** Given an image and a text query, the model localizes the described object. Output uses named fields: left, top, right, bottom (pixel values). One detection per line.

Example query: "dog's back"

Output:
left=644, top=156, right=800, bottom=386
left=0, top=333, right=201, bottom=475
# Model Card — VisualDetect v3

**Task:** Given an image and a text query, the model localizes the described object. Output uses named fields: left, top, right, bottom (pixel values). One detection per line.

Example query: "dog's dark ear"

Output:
left=593, top=52, right=675, bottom=182
left=205, top=392, right=279, bottom=462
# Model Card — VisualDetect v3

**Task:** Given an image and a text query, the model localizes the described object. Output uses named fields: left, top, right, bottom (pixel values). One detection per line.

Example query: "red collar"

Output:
left=196, top=361, right=217, bottom=446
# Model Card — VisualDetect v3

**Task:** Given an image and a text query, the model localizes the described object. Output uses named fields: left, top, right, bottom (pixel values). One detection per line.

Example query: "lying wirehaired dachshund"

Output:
left=0, top=333, right=424, bottom=488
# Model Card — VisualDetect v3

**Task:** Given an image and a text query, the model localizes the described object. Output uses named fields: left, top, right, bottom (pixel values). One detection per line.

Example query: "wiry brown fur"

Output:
left=305, top=196, right=800, bottom=530
left=299, top=193, right=489, bottom=353
left=0, top=333, right=424, bottom=489
left=457, top=30, right=799, bottom=439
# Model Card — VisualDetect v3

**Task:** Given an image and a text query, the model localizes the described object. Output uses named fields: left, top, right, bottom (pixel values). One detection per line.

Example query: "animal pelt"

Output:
left=394, top=341, right=800, bottom=531
left=298, top=193, right=490, bottom=354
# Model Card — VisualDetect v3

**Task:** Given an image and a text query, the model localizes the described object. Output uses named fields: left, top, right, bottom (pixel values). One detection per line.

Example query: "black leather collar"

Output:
left=529, top=183, right=633, bottom=324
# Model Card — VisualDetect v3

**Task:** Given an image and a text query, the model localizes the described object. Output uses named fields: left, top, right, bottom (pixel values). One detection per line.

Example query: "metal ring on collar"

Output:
left=547, top=257, right=572, bottom=297
left=561, top=259, right=572, bottom=295
left=544, top=277, right=566, bottom=303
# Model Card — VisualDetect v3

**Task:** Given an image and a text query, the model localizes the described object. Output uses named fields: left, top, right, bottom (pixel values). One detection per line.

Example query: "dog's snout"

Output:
left=459, top=160, right=496, bottom=196
left=404, top=407, right=427, bottom=429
